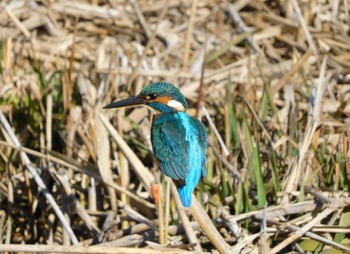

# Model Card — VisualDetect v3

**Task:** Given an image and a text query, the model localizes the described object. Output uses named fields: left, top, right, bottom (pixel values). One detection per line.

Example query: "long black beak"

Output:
left=103, top=96, right=146, bottom=109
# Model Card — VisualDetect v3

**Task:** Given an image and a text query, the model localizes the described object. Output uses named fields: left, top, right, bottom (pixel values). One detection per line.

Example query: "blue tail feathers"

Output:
left=178, top=184, right=193, bottom=207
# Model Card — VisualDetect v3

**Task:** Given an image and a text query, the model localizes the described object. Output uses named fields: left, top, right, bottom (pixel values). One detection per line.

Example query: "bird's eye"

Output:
left=145, top=93, right=157, bottom=100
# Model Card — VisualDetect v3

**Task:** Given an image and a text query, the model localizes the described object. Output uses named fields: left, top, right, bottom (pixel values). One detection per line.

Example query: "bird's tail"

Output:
left=177, top=185, right=192, bottom=207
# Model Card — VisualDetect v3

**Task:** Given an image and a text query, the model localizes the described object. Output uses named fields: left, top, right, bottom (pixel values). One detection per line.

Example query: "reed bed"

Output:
left=1, top=0, right=350, bottom=253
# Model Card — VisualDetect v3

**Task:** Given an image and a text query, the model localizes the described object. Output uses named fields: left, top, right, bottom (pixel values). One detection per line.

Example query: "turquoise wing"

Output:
left=151, top=118, right=190, bottom=182
left=191, top=118, right=208, bottom=177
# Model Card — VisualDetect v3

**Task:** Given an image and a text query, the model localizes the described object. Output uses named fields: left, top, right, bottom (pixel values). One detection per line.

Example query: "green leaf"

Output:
left=334, top=209, right=350, bottom=243
left=243, top=117, right=266, bottom=207
left=299, top=239, right=320, bottom=252
left=227, top=80, right=240, bottom=149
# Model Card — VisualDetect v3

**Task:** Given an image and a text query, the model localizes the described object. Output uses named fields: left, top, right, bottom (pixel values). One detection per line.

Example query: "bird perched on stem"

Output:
left=104, top=82, right=207, bottom=207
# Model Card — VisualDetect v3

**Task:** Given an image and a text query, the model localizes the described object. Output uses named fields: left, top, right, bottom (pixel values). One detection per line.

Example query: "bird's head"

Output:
left=103, top=82, right=188, bottom=113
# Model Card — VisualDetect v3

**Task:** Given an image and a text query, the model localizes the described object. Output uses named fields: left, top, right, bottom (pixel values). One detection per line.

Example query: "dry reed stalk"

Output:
left=157, top=183, right=166, bottom=245
left=189, top=195, right=232, bottom=254
left=127, top=0, right=170, bottom=88
left=269, top=220, right=350, bottom=253
left=2, top=0, right=350, bottom=251
left=0, top=140, right=155, bottom=209
left=230, top=196, right=350, bottom=221
left=120, top=149, right=130, bottom=229
left=170, top=182, right=202, bottom=253
left=196, top=39, right=206, bottom=119
left=130, top=0, right=152, bottom=40
left=268, top=208, right=335, bottom=254
left=202, top=106, right=229, bottom=156
left=95, top=111, right=118, bottom=212
left=5, top=167, right=13, bottom=248
left=4, top=5, right=31, bottom=39
left=50, top=1, right=130, bottom=22
left=0, top=244, right=192, bottom=254
left=283, top=56, right=328, bottom=201
left=227, top=2, right=261, bottom=53
left=0, top=112, right=79, bottom=244
left=51, top=169, right=101, bottom=237
left=182, top=0, right=198, bottom=72
left=271, top=49, right=313, bottom=95
left=231, top=233, right=261, bottom=253
left=46, top=93, right=53, bottom=152
left=290, top=0, right=318, bottom=56
left=100, top=114, right=155, bottom=192
left=164, top=178, right=171, bottom=245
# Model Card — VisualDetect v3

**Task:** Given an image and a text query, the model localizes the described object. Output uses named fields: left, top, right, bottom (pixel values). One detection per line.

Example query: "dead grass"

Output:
left=1, top=0, right=350, bottom=253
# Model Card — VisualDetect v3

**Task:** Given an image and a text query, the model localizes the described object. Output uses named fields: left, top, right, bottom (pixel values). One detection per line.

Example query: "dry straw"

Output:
left=1, top=0, right=350, bottom=253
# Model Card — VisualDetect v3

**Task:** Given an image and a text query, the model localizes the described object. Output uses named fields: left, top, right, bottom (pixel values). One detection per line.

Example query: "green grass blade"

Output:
left=243, top=117, right=266, bottom=208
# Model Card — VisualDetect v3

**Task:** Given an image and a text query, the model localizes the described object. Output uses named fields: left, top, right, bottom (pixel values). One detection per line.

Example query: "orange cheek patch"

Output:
left=153, top=96, right=172, bottom=104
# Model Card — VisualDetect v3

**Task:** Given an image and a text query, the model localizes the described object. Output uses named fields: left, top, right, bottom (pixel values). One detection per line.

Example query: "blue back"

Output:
left=151, top=112, right=207, bottom=207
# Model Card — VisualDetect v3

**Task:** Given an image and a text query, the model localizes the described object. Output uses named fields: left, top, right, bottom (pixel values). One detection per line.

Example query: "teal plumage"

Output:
left=152, top=112, right=207, bottom=206
left=104, top=82, right=207, bottom=207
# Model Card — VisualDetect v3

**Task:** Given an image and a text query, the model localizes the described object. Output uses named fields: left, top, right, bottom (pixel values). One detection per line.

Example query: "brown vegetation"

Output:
left=1, top=0, right=350, bottom=253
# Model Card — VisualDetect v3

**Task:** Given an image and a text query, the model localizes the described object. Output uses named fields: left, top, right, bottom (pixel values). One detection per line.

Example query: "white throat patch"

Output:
left=167, top=100, right=186, bottom=111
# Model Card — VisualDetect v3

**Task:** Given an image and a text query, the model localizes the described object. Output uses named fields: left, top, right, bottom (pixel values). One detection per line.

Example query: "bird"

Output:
left=103, top=81, right=207, bottom=207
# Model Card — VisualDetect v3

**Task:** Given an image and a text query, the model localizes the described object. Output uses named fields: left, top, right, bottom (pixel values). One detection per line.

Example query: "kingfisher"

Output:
left=104, top=82, right=207, bottom=207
